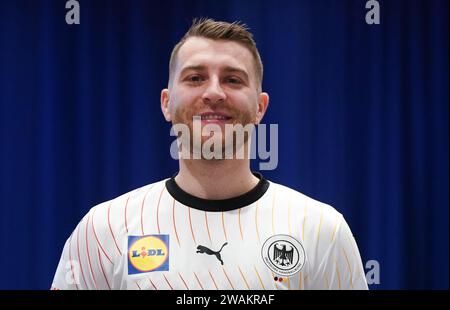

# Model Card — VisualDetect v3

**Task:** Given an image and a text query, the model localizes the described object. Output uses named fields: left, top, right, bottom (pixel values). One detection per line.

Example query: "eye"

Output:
left=225, top=77, right=242, bottom=84
left=186, top=75, right=204, bottom=83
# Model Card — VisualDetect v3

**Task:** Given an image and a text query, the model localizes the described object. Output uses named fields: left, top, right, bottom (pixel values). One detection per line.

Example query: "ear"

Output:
left=255, top=92, right=269, bottom=124
left=161, top=89, right=172, bottom=122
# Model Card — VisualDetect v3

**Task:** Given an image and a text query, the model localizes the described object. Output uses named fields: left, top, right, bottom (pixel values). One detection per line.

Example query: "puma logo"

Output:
left=196, top=242, right=228, bottom=265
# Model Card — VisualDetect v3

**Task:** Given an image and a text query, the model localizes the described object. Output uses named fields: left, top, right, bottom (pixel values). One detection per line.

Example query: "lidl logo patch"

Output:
left=128, top=235, right=169, bottom=275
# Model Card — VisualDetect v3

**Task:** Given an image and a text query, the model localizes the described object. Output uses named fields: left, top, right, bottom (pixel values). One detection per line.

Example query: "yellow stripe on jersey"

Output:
left=271, top=187, right=277, bottom=234
left=288, top=195, right=292, bottom=235
left=253, top=265, right=266, bottom=290
left=221, top=212, right=228, bottom=241
left=316, top=204, right=324, bottom=252
left=298, top=271, right=302, bottom=289
left=238, top=208, right=244, bottom=240
left=331, top=216, right=340, bottom=242
left=341, top=246, right=354, bottom=289
left=255, top=200, right=260, bottom=242
left=238, top=266, right=250, bottom=289
left=335, top=259, right=342, bottom=289
left=222, top=267, right=235, bottom=289
left=302, top=200, right=308, bottom=242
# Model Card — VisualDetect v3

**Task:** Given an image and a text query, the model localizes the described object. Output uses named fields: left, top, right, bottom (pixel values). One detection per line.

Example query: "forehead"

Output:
left=175, top=37, right=254, bottom=74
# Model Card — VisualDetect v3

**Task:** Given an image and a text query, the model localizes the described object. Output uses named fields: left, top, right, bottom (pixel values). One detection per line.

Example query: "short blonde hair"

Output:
left=169, top=18, right=263, bottom=90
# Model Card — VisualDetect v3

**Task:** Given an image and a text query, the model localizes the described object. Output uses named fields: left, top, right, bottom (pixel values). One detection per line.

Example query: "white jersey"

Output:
left=52, top=173, right=368, bottom=290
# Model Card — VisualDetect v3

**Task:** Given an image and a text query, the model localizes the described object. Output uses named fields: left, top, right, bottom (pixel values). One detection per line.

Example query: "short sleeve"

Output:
left=51, top=209, right=115, bottom=290
left=309, top=215, right=368, bottom=290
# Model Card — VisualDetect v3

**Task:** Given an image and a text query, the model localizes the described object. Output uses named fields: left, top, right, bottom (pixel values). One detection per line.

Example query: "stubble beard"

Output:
left=172, top=103, right=256, bottom=160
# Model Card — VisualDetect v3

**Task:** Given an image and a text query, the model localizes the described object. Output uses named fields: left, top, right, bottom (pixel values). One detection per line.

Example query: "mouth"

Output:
left=198, top=112, right=232, bottom=123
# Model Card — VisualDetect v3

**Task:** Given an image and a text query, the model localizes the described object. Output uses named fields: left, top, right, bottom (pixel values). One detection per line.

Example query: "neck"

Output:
left=175, top=158, right=259, bottom=200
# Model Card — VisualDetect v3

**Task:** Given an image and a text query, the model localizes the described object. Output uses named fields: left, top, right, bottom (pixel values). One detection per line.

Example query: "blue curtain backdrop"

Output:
left=0, top=0, right=447, bottom=289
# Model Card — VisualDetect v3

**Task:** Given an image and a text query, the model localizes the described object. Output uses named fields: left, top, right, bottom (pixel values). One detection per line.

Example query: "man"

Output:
left=52, top=18, right=368, bottom=290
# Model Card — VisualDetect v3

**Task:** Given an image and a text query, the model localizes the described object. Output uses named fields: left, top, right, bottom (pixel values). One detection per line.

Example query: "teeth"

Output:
left=202, top=115, right=228, bottom=120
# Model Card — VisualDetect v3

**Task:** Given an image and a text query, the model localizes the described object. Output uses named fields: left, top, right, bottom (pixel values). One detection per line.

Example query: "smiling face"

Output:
left=161, top=37, right=269, bottom=156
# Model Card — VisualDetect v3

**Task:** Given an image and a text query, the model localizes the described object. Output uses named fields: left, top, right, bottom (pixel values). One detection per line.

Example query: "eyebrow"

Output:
left=222, top=66, right=249, bottom=80
left=179, top=65, right=250, bottom=81
left=179, top=65, right=207, bottom=76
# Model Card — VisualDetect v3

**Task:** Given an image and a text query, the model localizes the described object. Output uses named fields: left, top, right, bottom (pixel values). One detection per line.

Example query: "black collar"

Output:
left=165, top=172, right=270, bottom=212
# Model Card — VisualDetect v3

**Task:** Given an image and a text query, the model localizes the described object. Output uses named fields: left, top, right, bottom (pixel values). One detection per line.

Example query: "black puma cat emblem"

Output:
left=196, top=242, right=228, bottom=265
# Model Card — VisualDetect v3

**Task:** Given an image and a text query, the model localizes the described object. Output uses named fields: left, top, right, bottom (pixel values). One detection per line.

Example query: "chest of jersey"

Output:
left=120, top=203, right=308, bottom=290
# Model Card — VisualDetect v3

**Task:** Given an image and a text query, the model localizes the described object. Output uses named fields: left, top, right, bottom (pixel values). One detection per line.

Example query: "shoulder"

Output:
left=97, top=179, right=169, bottom=210
left=88, top=178, right=169, bottom=228
left=77, top=179, right=169, bottom=258
left=268, top=180, right=344, bottom=230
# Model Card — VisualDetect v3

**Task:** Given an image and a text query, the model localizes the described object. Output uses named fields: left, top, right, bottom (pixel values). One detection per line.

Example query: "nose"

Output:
left=201, top=77, right=226, bottom=105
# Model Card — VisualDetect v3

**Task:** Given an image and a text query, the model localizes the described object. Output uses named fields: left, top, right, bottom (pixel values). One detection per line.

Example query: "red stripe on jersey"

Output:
left=97, top=248, right=111, bottom=290
left=208, top=271, right=219, bottom=290
left=156, top=186, right=165, bottom=234
left=178, top=272, right=189, bottom=290
left=172, top=199, right=181, bottom=246
left=238, top=266, right=250, bottom=289
left=222, top=267, right=235, bottom=290
left=238, top=208, right=243, bottom=240
left=163, top=274, right=173, bottom=290
left=188, top=208, right=196, bottom=244
left=193, top=272, right=204, bottom=290
left=85, top=214, right=98, bottom=289
left=76, top=224, right=88, bottom=288
left=148, top=277, right=157, bottom=290
left=140, top=185, right=155, bottom=235
left=204, top=212, right=212, bottom=244
left=107, top=202, right=122, bottom=256
left=124, top=193, right=131, bottom=234
left=221, top=212, right=228, bottom=241
left=92, top=208, right=113, bottom=265
left=68, top=233, right=79, bottom=290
